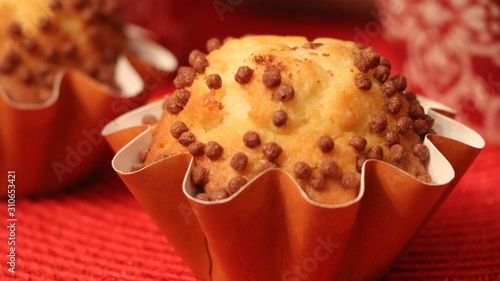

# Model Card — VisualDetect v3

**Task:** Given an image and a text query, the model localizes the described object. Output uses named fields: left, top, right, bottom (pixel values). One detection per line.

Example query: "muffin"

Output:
left=141, top=35, right=435, bottom=205
left=0, top=0, right=177, bottom=196
left=0, top=0, right=126, bottom=104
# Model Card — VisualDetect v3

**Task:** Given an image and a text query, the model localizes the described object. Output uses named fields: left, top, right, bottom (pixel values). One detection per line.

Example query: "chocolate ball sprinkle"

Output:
left=87, top=27, right=100, bottom=43
left=0, top=62, right=13, bottom=74
left=141, top=115, right=157, bottom=125
left=101, top=47, right=118, bottom=63
left=409, top=102, right=426, bottom=120
left=349, top=136, right=367, bottom=151
left=272, top=110, right=288, bottom=127
left=405, top=91, right=417, bottom=101
left=235, top=66, right=254, bottom=84
left=170, top=121, right=189, bottom=139
left=413, top=144, right=430, bottom=161
left=390, top=144, right=407, bottom=162
left=294, top=162, right=311, bottom=179
left=361, top=47, right=380, bottom=69
left=174, top=67, right=197, bottom=89
left=206, top=73, right=222, bottom=90
left=243, top=131, right=261, bottom=148
left=19, top=68, right=35, bottom=85
left=4, top=50, right=21, bottom=65
left=37, top=65, right=51, bottom=78
left=425, top=115, right=435, bottom=128
left=319, top=159, right=339, bottom=178
left=386, top=95, right=403, bottom=114
left=98, top=69, right=114, bottom=84
left=384, top=131, right=400, bottom=147
left=341, top=173, right=360, bottom=188
left=354, top=48, right=380, bottom=72
left=354, top=73, right=372, bottom=90
left=43, top=47, right=59, bottom=62
left=49, top=0, right=62, bottom=11
left=205, top=141, right=223, bottom=160
left=130, top=162, right=143, bottom=172
left=311, top=173, right=327, bottom=190
left=211, top=189, right=230, bottom=201
left=356, top=154, right=367, bottom=173
left=263, top=142, right=282, bottom=161
left=353, top=56, right=369, bottom=73
left=231, top=152, right=248, bottom=171
left=274, top=84, right=295, bottom=102
left=175, top=89, right=191, bottom=107
left=228, top=177, right=248, bottom=194
left=263, top=68, right=281, bottom=88
left=367, top=145, right=384, bottom=160
left=373, top=65, right=390, bottom=83
left=0, top=51, right=19, bottom=74
left=370, top=114, right=388, bottom=133
left=38, top=17, right=52, bottom=32
left=189, top=50, right=209, bottom=74
left=392, top=75, right=407, bottom=92
left=417, top=172, right=432, bottom=183
left=381, top=78, right=398, bottom=97
left=379, top=57, right=392, bottom=70
left=191, top=166, right=209, bottom=186
left=263, top=161, right=280, bottom=170
left=72, top=0, right=87, bottom=10
left=164, top=98, right=184, bottom=115
left=21, top=38, right=38, bottom=53
left=195, top=193, right=211, bottom=201
left=317, top=135, right=334, bottom=153
left=188, top=142, right=206, bottom=157
left=8, top=23, right=22, bottom=38
left=154, top=153, right=170, bottom=162
left=139, top=147, right=150, bottom=162
left=397, top=117, right=414, bottom=134
left=206, top=38, right=222, bottom=53
left=82, top=8, right=100, bottom=24
left=178, top=132, right=196, bottom=146
left=42, top=73, right=56, bottom=88
left=413, top=119, right=429, bottom=135
left=82, top=61, right=98, bottom=77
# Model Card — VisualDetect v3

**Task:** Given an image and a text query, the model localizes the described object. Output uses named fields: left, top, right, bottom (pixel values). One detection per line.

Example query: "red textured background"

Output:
left=1, top=2, right=499, bottom=280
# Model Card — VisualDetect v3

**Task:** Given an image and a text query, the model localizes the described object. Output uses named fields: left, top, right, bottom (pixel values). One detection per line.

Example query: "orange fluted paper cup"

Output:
left=102, top=96, right=484, bottom=281
left=0, top=25, right=177, bottom=196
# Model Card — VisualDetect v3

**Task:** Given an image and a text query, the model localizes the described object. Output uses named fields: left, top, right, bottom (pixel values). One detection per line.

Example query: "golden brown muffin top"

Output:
left=141, top=36, right=434, bottom=205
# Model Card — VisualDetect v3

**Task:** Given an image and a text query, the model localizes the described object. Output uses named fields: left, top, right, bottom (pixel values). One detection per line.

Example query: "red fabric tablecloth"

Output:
left=1, top=3, right=499, bottom=280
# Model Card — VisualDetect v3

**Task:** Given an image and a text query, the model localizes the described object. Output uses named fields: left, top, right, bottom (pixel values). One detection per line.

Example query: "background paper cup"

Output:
left=0, top=25, right=177, bottom=196
left=103, top=96, right=484, bottom=281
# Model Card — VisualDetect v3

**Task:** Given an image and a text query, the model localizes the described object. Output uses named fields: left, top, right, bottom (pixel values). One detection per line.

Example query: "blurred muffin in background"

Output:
left=0, top=0, right=127, bottom=104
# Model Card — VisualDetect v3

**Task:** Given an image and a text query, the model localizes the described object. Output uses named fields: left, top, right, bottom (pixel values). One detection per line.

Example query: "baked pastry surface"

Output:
left=144, top=35, right=433, bottom=204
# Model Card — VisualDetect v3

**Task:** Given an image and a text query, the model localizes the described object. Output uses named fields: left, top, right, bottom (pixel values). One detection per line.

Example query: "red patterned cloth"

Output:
left=1, top=3, right=499, bottom=280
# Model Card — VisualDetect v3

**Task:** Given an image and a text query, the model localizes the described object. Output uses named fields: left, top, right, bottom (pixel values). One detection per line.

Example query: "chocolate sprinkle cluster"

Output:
left=350, top=45, right=434, bottom=182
